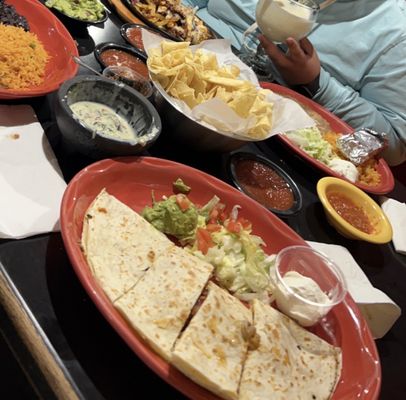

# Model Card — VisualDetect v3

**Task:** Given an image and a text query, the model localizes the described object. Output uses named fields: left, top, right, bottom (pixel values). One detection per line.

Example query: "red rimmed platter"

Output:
left=261, top=82, right=394, bottom=195
left=60, top=156, right=381, bottom=400
left=0, top=0, right=78, bottom=99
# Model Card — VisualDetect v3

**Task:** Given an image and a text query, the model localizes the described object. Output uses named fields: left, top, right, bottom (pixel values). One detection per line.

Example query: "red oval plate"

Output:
left=60, top=157, right=381, bottom=400
left=261, top=82, right=394, bottom=195
left=0, top=0, right=78, bottom=99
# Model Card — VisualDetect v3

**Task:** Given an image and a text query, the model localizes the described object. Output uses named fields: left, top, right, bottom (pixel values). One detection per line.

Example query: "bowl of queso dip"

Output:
left=55, top=75, right=161, bottom=159
left=227, top=152, right=302, bottom=217
left=317, top=177, right=392, bottom=244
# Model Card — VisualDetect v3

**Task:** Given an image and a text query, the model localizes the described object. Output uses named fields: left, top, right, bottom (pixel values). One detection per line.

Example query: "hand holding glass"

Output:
left=256, top=0, right=319, bottom=43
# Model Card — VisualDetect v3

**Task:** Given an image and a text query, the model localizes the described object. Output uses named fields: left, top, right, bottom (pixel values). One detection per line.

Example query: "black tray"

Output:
left=122, top=0, right=216, bottom=43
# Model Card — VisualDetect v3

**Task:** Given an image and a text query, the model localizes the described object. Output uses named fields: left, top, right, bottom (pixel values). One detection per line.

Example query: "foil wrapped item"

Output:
left=336, top=128, right=388, bottom=166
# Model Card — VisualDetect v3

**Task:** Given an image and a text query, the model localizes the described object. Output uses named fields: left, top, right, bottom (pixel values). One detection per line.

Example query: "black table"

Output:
left=1, top=7, right=405, bottom=400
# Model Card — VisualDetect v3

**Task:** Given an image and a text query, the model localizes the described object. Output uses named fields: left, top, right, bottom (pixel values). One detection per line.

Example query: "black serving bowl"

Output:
left=54, top=75, right=161, bottom=159
left=227, top=152, right=303, bottom=217
left=45, top=2, right=108, bottom=26
left=120, top=23, right=165, bottom=57
left=94, top=42, right=147, bottom=71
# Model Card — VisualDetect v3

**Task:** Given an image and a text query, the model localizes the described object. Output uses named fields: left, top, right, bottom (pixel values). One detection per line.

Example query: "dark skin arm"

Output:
left=258, top=34, right=321, bottom=86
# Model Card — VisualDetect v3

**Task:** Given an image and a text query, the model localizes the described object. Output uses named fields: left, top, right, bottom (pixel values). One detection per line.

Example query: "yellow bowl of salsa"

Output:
left=317, top=177, right=392, bottom=244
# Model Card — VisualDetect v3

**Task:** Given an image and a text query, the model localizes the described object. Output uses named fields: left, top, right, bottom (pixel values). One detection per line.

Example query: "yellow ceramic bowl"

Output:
left=317, top=177, right=392, bottom=244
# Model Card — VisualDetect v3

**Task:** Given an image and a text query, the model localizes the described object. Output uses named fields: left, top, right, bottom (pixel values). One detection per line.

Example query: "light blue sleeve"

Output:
left=182, top=0, right=208, bottom=8
left=313, top=40, right=406, bottom=166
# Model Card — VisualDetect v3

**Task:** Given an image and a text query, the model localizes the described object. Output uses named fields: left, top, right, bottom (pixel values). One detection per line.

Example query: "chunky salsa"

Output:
left=126, top=27, right=145, bottom=52
left=234, top=159, right=294, bottom=211
left=100, top=49, right=149, bottom=80
left=327, top=192, right=374, bottom=234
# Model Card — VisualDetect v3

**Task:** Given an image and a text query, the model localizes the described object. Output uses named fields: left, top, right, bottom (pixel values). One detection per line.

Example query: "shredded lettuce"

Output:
left=285, top=127, right=334, bottom=164
left=190, top=226, right=275, bottom=300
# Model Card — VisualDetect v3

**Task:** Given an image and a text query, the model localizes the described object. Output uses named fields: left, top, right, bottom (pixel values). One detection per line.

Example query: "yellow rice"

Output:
left=324, top=130, right=381, bottom=186
left=0, top=24, right=49, bottom=89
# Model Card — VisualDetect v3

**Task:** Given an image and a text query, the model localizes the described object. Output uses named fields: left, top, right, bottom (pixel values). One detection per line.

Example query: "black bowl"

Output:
left=120, top=23, right=165, bottom=57
left=54, top=75, right=162, bottom=159
left=45, top=2, right=108, bottom=26
left=94, top=42, right=147, bottom=72
left=226, top=152, right=303, bottom=217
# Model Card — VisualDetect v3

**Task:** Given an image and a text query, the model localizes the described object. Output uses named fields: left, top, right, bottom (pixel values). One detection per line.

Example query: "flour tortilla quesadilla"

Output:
left=82, top=189, right=174, bottom=302
left=171, top=282, right=252, bottom=400
left=239, top=299, right=342, bottom=400
left=114, top=245, right=213, bottom=362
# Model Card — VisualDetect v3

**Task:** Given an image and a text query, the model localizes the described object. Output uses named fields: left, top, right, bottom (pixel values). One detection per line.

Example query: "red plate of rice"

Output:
left=261, top=82, right=395, bottom=195
left=0, top=0, right=78, bottom=99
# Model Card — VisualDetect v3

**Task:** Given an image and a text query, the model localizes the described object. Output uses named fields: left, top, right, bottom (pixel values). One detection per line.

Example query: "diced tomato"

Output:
left=209, top=208, right=219, bottom=224
left=206, top=223, right=222, bottom=233
left=196, top=228, right=214, bottom=255
left=176, top=194, right=190, bottom=211
left=237, top=217, right=252, bottom=230
left=218, top=211, right=228, bottom=223
left=225, top=220, right=241, bottom=234
left=209, top=204, right=228, bottom=224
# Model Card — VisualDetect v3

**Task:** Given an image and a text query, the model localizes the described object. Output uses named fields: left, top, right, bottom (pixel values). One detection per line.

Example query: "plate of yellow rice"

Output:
left=0, top=0, right=78, bottom=98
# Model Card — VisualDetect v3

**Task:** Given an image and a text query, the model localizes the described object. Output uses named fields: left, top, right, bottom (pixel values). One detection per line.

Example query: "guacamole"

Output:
left=46, top=0, right=105, bottom=22
left=142, top=195, right=198, bottom=241
left=173, top=178, right=191, bottom=194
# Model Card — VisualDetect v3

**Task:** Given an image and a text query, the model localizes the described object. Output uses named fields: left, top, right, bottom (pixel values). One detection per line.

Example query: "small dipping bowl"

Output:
left=102, top=65, right=153, bottom=98
left=317, top=177, right=393, bottom=244
left=272, top=245, right=347, bottom=327
left=227, top=152, right=302, bottom=216
left=94, top=42, right=149, bottom=81
left=120, top=23, right=165, bottom=57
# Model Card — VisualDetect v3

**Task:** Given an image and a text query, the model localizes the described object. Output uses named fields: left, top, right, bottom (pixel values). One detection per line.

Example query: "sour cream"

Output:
left=256, top=0, right=316, bottom=43
left=70, top=101, right=136, bottom=142
left=328, top=158, right=359, bottom=183
left=273, top=271, right=332, bottom=327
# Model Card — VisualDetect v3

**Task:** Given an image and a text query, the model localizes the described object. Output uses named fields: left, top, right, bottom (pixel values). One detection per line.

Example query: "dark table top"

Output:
left=0, top=4, right=405, bottom=400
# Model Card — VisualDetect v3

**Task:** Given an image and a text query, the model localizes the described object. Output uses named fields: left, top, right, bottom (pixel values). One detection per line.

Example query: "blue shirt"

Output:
left=184, top=0, right=406, bottom=165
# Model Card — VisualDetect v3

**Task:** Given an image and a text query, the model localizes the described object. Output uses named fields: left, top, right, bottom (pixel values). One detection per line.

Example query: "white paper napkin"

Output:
left=142, top=31, right=316, bottom=139
left=308, top=241, right=401, bottom=339
left=380, top=197, right=406, bottom=255
left=0, top=105, right=67, bottom=239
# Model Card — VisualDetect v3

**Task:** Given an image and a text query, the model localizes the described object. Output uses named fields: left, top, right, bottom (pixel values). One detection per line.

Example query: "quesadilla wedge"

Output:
left=171, top=282, right=252, bottom=400
left=239, top=299, right=342, bottom=400
left=114, top=245, right=213, bottom=362
left=82, top=189, right=173, bottom=302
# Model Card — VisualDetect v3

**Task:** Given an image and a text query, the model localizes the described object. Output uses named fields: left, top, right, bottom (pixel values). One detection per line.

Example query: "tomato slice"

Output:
left=176, top=194, right=190, bottom=211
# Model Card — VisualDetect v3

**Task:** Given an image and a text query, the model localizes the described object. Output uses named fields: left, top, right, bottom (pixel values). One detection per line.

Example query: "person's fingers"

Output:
left=299, top=37, right=314, bottom=56
left=285, top=38, right=305, bottom=59
left=258, top=34, right=288, bottom=66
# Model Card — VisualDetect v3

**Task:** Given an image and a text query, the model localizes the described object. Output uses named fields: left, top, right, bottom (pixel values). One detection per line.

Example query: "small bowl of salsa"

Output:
left=120, top=23, right=165, bottom=57
left=94, top=42, right=149, bottom=81
left=317, top=177, right=392, bottom=243
left=227, top=152, right=302, bottom=216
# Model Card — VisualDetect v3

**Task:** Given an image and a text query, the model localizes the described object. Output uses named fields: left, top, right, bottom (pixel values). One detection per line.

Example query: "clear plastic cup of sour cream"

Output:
left=102, top=65, right=153, bottom=98
left=271, top=245, right=347, bottom=327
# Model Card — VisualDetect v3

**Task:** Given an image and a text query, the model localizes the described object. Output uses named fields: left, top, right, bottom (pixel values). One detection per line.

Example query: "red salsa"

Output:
left=327, top=192, right=374, bottom=234
left=234, top=159, right=294, bottom=211
left=126, top=27, right=145, bottom=52
left=100, top=49, right=149, bottom=80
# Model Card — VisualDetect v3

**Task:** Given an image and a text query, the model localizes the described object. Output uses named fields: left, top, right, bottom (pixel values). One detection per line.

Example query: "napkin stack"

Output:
left=0, top=105, right=66, bottom=239
left=308, top=241, right=401, bottom=339
left=381, top=197, right=406, bottom=255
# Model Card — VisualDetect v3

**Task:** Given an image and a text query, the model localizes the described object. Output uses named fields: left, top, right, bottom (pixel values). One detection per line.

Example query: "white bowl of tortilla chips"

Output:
left=143, top=33, right=316, bottom=152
